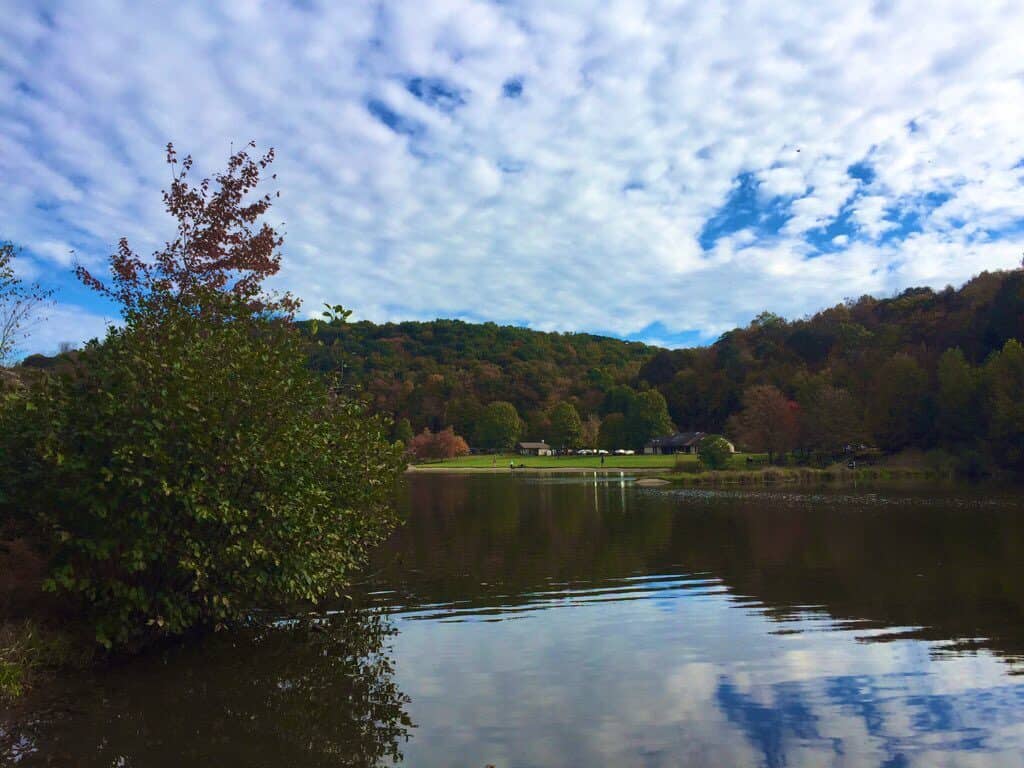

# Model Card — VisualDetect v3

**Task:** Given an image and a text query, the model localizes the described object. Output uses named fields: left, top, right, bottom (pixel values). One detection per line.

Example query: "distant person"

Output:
left=600, top=454, right=605, bottom=467
left=510, top=460, right=514, bottom=471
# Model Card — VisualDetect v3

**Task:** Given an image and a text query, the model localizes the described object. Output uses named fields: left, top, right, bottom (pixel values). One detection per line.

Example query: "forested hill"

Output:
left=638, top=266, right=1024, bottom=434
left=299, top=266, right=1023, bottom=471
left=301, top=318, right=659, bottom=435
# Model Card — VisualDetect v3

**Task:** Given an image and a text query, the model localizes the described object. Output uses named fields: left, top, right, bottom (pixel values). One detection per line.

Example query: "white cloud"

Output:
left=11, top=303, right=112, bottom=358
left=1, top=0, right=1023, bottom=350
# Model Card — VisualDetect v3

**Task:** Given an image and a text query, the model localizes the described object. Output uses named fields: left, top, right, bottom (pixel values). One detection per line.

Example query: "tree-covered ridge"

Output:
left=302, top=318, right=657, bottom=437
left=297, top=266, right=1023, bottom=470
left=640, top=267, right=1024, bottom=435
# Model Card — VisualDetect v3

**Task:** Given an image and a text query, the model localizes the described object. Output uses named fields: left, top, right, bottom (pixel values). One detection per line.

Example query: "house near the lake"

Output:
left=643, top=432, right=735, bottom=455
left=518, top=441, right=554, bottom=456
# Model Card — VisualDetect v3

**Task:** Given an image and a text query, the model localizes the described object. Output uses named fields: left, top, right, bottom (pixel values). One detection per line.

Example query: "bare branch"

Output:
left=0, top=242, right=53, bottom=365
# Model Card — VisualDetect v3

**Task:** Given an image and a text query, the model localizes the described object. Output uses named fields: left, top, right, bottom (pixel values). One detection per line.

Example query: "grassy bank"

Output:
left=408, top=453, right=763, bottom=472
left=0, top=540, right=93, bottom=701
left=0, top=620, right=90, bottom=701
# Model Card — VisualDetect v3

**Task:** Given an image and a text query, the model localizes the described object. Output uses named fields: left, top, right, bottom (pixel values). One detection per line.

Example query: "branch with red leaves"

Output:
left=76, top=142, right=296, bottom=319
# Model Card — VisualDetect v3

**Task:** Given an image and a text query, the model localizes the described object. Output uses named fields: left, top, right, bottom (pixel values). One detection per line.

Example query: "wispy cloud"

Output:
left=2, top=0, right=1023, bottom=353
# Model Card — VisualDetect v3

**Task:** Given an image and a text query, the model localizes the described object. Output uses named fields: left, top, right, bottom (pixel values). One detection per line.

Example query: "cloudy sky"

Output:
left=3, top=0, right=1024, bottom=353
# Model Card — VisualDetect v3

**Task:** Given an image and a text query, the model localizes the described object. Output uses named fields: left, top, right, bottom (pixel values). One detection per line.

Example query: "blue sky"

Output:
left=2, top=1, right=1024, bottom=354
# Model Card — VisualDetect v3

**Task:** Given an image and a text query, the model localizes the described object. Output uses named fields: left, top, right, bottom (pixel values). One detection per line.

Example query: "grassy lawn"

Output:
left=412, top=453, right=762, bottom=470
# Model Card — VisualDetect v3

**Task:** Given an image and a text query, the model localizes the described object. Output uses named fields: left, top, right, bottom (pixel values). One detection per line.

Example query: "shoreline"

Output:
left=404, top=463, right=983, bottom=484
left=405, top=464, right=670, bottom=475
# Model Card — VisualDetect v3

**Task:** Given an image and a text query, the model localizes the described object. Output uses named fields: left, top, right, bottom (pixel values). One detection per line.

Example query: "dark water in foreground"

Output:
left=5, top=474, right=1024, bottom=767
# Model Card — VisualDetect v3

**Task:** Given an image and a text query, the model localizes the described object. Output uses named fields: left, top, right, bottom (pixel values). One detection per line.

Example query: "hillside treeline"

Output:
left=299, top=267, right=1023, bottom=470
left=639, top=267, right=1023, bottom=469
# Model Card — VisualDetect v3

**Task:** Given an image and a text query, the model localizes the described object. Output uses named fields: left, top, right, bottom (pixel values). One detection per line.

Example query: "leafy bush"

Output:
left=698, top=435, right=733, bottom=470
left=407, top=427, right=470, bottom=460
left=1, top=306, right=402, bottom=647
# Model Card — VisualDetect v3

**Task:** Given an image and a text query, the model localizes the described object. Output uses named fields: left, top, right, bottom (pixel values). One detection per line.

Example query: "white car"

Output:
left=597, top=449, right=609, bottom=455
left=613, top=449, right=635, bottom=455
left=577, top=449, right=593, bottom=455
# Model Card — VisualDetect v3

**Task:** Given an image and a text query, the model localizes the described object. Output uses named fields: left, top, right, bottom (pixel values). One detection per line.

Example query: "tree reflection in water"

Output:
left=1, top=609, right=413, bottom=768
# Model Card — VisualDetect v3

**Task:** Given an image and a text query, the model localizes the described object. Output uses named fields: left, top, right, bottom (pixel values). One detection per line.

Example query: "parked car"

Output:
left=597, top=449, right=609, bottom=455
left=577, top=449, right=593, bottom=455
left=613, top=449, right=635, bottom=455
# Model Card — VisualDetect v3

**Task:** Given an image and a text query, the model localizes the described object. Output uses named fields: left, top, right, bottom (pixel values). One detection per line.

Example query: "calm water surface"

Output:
left=4, top=474, right=1024, bottom=767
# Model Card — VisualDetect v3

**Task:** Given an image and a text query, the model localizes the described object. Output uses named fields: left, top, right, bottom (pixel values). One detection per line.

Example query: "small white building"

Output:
left=517, top=441, right=553, bottom=456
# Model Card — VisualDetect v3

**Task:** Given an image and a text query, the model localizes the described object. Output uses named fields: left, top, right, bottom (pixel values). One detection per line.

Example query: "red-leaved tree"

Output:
left=727, top=384, right=800, bottom=462
left=75, top=142, right=294, bottom=319
left=408, top=427, right=470, bottom=460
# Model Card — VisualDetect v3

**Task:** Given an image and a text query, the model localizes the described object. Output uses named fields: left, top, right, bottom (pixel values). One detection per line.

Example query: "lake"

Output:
left=4, top=473, right=1024, bottom=767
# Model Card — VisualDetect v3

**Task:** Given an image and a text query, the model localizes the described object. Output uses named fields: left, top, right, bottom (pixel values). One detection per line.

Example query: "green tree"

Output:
left=866, top=355, right=931, bottom=452
left=474, top=401, right=522, bottom=451
left=393, top=417, right=414, bottom=444
left=547, top=401, right=583, bottom=449
left=983, top=339, right=1024, bottom=469
left=2, top=304, right=401, bottom=647
left=624, top=390, right=674, bottom=450
left=0, top=144, right=402, bottom=648
left=598, top=412, right=628, bottom=451
left=603, top=384, right=638, bottom=416
left=936, top=348, right=979, bottom=444
left=798, top=384, right=864, bottom=454
left=698, top=434, right=733, bottom=470
left=445, top=396, right=482, bottom=440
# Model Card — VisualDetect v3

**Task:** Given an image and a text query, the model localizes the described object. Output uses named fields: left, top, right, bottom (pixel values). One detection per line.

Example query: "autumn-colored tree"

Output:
left=547, top=401, right=583, bottom=449
left=408, top=427, right=470, bottom=460
left=524, top=408, right=551, bottom=442
left=728, top=384, right=799, bottom=462
left=75, top=142, right=294, bottom=321
left=580, top=413, right=601, bottom=449
left=1, top=241, right=53, bottom=365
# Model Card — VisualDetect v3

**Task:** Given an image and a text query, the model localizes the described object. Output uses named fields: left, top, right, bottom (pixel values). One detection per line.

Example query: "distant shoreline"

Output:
left=405, top=464, right=668, bottom=475
left=405, top=463, right=970, bottom=484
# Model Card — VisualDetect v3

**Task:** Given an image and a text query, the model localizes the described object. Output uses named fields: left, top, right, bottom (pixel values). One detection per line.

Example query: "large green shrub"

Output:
left=1, top=306, right=402, bottom=647
left=698, top=435, right=733, bottom=470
